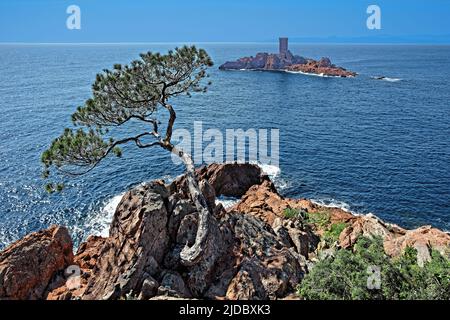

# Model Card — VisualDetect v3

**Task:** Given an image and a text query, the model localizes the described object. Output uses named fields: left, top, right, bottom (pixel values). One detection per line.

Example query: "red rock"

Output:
left=384, top=226, right=450, bottom=264
left=3, top=163, right=450, bottom=301
left=46, top=235, right=106, bottom=300
left=338, top=214, right=403, bottom=249
left=219, top=48, right=357, bottom=77
left=286, top=61, right=357, bottom=77
left=81, top=181, right=171, bottom=300
left=170, top=163, right=263, bottom=198
left=0, top=225, right=73, bottom=300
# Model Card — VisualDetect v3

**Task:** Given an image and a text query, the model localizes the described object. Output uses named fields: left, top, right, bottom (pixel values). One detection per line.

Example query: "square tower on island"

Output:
left=279, top=37, right=288, bottom=58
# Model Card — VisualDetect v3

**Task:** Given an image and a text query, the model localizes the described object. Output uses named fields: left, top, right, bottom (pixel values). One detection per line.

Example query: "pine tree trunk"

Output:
left=170, top=145, right=211, bottom=266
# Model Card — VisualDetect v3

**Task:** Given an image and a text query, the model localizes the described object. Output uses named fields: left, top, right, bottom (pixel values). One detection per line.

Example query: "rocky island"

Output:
left=219, top=38, right=357, bottom=78
left=1, top=163, right=448, bottom=300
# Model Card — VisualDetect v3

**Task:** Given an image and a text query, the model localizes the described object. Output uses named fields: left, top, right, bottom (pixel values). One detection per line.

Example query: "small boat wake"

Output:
left=371, top=76, right=402, bottom=82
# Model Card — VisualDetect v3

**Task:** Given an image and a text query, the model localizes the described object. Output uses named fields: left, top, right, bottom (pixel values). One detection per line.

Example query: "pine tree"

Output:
left=41, top=46, right=213, bottom=266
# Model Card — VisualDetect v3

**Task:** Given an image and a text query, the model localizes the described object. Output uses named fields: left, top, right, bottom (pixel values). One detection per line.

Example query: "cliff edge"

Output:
left=0, top=163, right=448, bottom=300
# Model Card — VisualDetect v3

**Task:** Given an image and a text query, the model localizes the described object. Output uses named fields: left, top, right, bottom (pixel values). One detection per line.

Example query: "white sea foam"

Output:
left=371, top=76, right=402, bottom=82
left=258, top=163, right=281, bottom=178
left=250, top=162, right=290, bottom=192
left=285, top=70, right=345, bottom=78
left=86, top=193, right=124, bottom=238
left=311, top=198, right=352, bottom=213
left=383, top=77, right=402, bottom=82
left=216, top=196, right=239, bottom=209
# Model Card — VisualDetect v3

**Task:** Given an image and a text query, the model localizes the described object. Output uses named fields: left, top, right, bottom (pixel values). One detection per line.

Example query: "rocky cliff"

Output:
left=219, top=51, right=356, bottom=77
left=0, top=163, right=448, bottom=300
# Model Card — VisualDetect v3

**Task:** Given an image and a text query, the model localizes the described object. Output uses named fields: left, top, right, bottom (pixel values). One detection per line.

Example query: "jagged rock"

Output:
left=265, top=54, right=283, bottom=70
left=168, top=163, right=261, bottom=201
left=74, top=235, right=105, bottom=270
left=287, top=228, right=310, bottom=258
left=219, top=50, right=307, bottom=72
left=234, top=178, right=321, bottom=258
left=199, top=180, right=216, bottom=212
left=158, top=271, right=192, bottom=298
left=138, top=277, right=159, bottom=300
left=334, top=212, right=450, bottom=266
left=292, top=55, right=308, bottom=65
left=163, top=245, right=183, bottom=270
left=0, top=225, right=73, bottom=300
left=339, top=214, right=395, bottom=249
left=176, top=213, right=198, bottom=245
left=168, top=199, right=196, bottom=241
left=318, top=57, right=332, bottom=68
left=82, top=182, right=170, bottom=299
left=384, top=226, right=450, bottom=264
left=226, top=269, right=258, bottom=299
left=219, top=48, right=356, bottom=77
left=2, top=163, right=449, bottom=301
left=47, top=235, right=106, bottom=300
left=225, top=214, right=305, bottom=299
left=286, top=61, right=356, bottom=77
left=272, top=218, right=293, bottom=248
left=195, top=163, right=263, bottom=197
left=234, top=178, right=295, bottom=226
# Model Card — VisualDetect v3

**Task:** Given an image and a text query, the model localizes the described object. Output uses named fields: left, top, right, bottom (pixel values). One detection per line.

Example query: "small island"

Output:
left=219, top=37, right=357, bottom=78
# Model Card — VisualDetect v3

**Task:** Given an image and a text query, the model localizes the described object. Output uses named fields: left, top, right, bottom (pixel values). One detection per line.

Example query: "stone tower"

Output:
left=279, top=37, right=288, bottom=58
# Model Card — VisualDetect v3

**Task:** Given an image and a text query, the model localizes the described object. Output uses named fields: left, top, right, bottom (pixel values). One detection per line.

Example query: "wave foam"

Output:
left=372, top=76, right=402, bottom=82
left=285, top=70, right=344, bottom=78
left=215, top=196, right=239, bottom=209
left=251, top=162, right=290, bottom=192
left=86, top=193, right=124, bottom=238
left=258, top=163, right=281, bottom=178
left=311, top=198, right=352, bottom=213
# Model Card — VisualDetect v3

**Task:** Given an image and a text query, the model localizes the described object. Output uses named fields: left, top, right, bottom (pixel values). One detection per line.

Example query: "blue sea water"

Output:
left=0, top=43, right=449, bottom=249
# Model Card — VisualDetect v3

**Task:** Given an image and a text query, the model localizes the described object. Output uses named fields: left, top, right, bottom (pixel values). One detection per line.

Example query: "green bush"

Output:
left=297, top=236, right=450, bottom=300
left=283, top=208, right=301, bottom=219
left=323, top=222, right=348, bottom=244
left=305, top=211, right=331, bottom=229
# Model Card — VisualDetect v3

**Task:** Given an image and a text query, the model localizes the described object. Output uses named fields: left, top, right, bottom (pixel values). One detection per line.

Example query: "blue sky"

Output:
left=1, top=0, right=450, bottom=43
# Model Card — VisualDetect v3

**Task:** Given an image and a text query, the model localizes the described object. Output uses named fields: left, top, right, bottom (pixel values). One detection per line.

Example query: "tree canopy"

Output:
left=41, top=45, right=213, bottom=191
left=42, top=46, right=214, bottom=266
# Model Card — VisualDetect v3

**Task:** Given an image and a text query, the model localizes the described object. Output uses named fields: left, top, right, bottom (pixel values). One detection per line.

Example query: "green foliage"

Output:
left=395, top=248, right=450, bottom=299
left=323, top=222, right=348, bottom=244
left=305, top=211, right=331, bottom=229
left=41, top=46, right=213, bottom=192
left=71, top=46, right=212, bottom=129
left=297, top=236, right=450, bottom=300
left=41, top=128, right=110, bottom=171
left=283, top=208, right=301, bottom=219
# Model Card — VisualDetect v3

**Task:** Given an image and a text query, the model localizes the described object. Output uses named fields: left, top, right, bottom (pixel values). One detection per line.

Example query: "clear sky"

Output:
left=1, top=0, right=450, bottom=43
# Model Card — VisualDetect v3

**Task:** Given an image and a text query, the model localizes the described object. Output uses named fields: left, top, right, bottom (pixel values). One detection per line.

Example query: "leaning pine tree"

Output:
left=41, top=46, right=214, bottom=266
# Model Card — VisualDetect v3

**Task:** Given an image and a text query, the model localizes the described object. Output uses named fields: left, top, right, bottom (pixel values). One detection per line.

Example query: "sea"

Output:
left=1, top=43, right=449, bottom=249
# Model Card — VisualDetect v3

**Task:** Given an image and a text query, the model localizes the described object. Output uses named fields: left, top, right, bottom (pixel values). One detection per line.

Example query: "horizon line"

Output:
left=1, top=41, right=450, bottom=46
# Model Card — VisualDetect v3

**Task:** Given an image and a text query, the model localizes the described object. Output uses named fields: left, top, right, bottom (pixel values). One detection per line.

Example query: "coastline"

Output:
left=1, top=163, right=448, bottom=300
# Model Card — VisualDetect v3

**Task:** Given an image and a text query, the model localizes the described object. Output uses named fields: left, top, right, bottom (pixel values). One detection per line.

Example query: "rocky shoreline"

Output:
left=219, top=53, right=357, bottom=78
left=1, top=163, right=449, bottom=300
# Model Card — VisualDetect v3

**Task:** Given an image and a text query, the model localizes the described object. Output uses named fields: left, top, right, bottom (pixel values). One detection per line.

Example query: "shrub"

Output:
left=323, top=222, right=348, bottom=244
left=305, top=211, right=331, bottom=229
left=297, top=236, right=450, bottom=300
left=283, top=208, right=301, bottom=219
